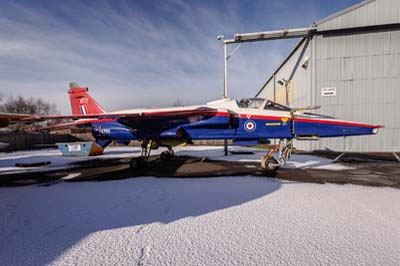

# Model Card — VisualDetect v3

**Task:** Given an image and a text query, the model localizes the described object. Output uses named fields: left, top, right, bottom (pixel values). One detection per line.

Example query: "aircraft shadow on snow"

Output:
left=0, top=176, right=282, bottom=265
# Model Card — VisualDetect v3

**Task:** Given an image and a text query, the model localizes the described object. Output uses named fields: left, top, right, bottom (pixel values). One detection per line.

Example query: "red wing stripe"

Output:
left=294, top=118, right=381, bottom=128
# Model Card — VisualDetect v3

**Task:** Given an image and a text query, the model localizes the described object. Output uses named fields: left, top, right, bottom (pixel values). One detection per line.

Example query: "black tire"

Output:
left=160, top=151, right=172, bottom=161
left=261, top=157, right=279, bottom=172
left=129, top=157, right=146, bottom=169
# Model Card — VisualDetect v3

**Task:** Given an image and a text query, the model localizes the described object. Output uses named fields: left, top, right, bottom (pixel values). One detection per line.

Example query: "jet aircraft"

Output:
left=24, top=82, right=382, bottom=172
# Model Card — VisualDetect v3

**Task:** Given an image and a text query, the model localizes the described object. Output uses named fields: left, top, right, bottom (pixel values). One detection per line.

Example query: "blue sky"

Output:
left=0, top=0, right=361, bottom=113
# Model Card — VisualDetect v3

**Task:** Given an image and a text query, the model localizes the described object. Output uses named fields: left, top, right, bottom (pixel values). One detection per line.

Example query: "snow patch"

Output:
left=0, top=178, right=399, bottom=266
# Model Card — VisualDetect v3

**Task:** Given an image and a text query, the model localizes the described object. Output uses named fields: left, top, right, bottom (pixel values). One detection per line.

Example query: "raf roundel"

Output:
left=244, top=120, right=256, bottom=132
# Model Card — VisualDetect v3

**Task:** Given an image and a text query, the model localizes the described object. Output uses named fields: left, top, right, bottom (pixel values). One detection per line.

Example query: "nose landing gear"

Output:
left=261, top=139, right=293, bottom=173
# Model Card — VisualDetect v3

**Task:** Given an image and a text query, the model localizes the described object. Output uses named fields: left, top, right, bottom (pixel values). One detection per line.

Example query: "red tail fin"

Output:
left=68, top=82, right=106, bottom=115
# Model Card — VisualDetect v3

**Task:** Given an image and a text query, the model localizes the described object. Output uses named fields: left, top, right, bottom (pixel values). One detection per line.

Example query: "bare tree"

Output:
left=0, top=95, right=59, bottom=115
left=0, top=95, right=60, bottom=131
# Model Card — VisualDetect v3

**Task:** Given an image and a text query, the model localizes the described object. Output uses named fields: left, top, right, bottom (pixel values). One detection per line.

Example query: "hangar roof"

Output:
left=316, top=0, right=399, bottom=31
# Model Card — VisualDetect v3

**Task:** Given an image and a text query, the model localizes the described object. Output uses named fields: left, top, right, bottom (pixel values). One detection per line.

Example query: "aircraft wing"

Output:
left=21, top=107, right=219, bottom=122
left=20, top=107, right=223, bottom=136
left=0, top=112, right=34, bottom=127
left=28, top=120, right=94, bottom=132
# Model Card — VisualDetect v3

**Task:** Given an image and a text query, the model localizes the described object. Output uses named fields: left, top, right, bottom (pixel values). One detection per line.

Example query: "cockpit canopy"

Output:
left=237, top=98, right=265, bottom=109
left=264, top=100, right=291, bottom=111
left=237, top=98, right=291, bottom=111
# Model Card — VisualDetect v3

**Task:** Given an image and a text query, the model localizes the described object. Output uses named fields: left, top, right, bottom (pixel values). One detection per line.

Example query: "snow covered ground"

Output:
left=0, top=177, right=399, bottom=266
left=0, top=145, right=352, bottom=174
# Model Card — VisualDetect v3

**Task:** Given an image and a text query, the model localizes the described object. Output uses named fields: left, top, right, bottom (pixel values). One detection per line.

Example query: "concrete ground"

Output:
left=0, top=147, right=399, bottom=188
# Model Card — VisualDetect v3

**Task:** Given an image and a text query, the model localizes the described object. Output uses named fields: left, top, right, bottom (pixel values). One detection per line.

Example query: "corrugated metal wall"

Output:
left=257, top=0, right=400, bottom=152
left=313, top=29, right=400, bottom=152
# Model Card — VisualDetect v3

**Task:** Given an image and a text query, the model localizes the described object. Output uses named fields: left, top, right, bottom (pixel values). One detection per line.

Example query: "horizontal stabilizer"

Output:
left=69, top=82, right=82, bottom=89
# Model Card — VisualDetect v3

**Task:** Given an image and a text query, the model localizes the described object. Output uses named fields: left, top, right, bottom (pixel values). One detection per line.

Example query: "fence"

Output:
left=0, top=132, right=83, bottom=152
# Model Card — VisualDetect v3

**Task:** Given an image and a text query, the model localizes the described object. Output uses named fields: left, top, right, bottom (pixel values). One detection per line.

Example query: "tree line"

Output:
left=0, top=94, right=59, bottom=116
left=0, top=94, right=60, bottom=131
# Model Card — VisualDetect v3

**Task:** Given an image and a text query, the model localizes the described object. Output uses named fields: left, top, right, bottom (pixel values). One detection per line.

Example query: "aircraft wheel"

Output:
left=129, top=157, right=146, bottom=169
left=160, top=151, right=173, bottom=161
left=261, top=157, right=279, bottom=172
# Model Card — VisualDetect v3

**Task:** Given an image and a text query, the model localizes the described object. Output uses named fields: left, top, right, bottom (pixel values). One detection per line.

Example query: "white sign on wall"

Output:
left=321, top=87, right=337, bottom=97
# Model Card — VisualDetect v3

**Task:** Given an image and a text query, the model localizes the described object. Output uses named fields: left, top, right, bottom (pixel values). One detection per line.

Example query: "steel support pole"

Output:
left=285, top=83, right=289, bottom=107
left=223, top=43, right=228, bottom=99
left=223, top=43, right=228, bottom=155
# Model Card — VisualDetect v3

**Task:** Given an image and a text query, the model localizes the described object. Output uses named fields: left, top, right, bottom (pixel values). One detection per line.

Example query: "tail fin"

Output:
left=68, top=82, right=106, bottom=115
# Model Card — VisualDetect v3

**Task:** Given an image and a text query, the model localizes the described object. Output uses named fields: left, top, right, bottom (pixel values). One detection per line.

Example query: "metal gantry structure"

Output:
left=218, top=26, right=316, bottom=99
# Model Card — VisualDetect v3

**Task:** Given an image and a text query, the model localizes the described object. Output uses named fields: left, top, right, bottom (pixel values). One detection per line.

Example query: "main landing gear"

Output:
left=160, top=146, right=174, bottom=162
left=129, top=140, right=175, bottom=170
left=261, top=139, right=293, bottom=173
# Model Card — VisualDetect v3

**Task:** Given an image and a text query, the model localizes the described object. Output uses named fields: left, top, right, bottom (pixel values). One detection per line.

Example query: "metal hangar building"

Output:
left=256, top=0, right=400, bottom=152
